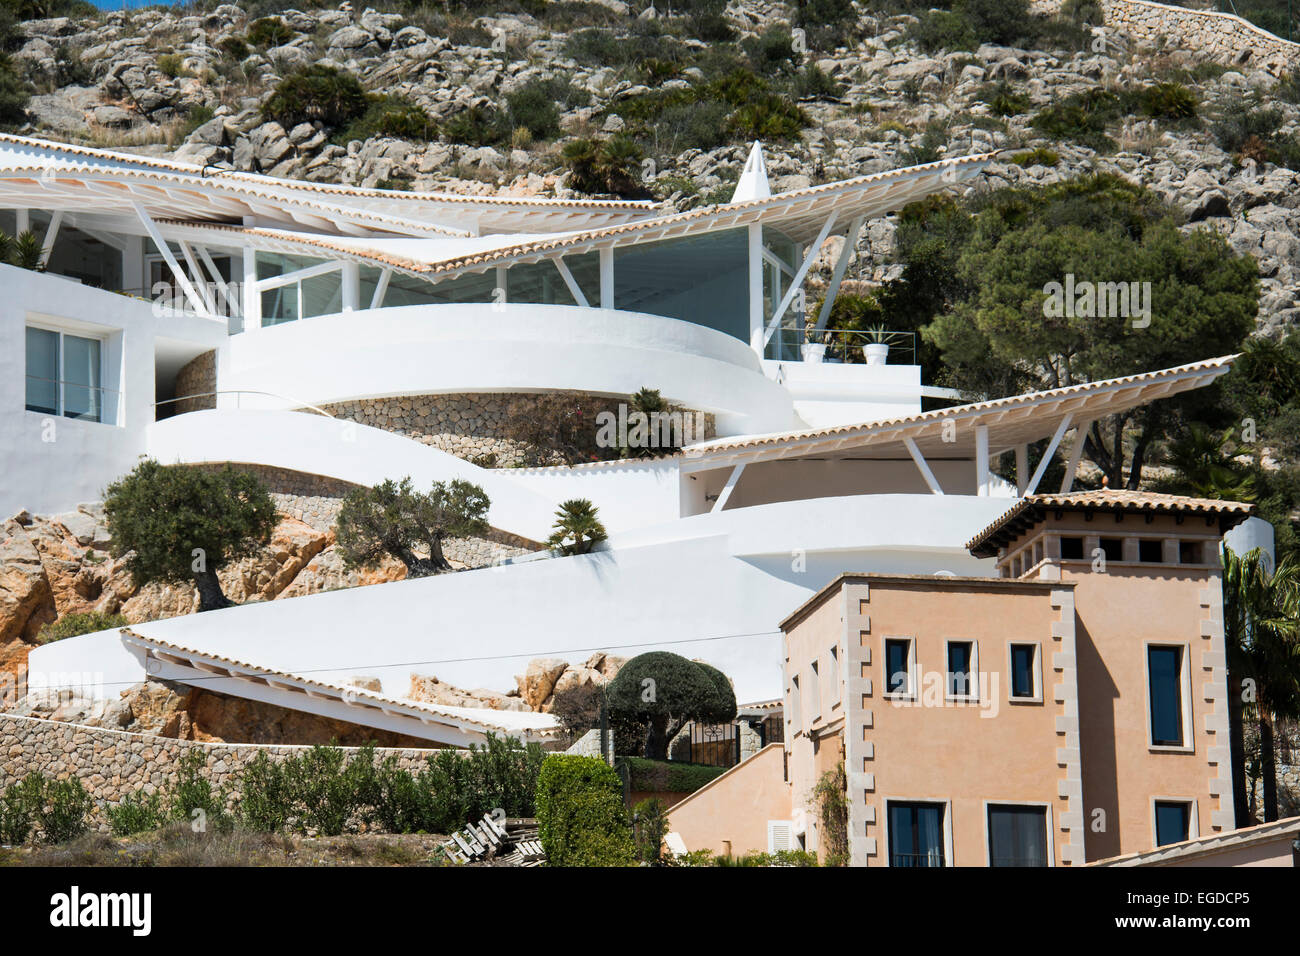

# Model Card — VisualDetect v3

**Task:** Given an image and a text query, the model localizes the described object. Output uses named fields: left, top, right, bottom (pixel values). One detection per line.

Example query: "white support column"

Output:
left=15, top=209, right=28, bottom=235
left=815, top=216, right=864, bottom=333
left=341, top=261, right=360, bottom=312
left=495, top=265, right=508, bottom=304
left=1060, top=422, right=1090, bottom=494
left=903, top=437, right=944, bottom=495
left=1025, top=413, right=1075, bottom=496
left=133, top=204, right=208, bottom=316
left=123, top=235, right=144, bottom=298
left=243, top=245, right=261, bottom=330
left=38, top=210, right=63, bottom=267
left=762, top=211, right=839, bottom=349
left=370, top=268, right=392, bottom=310
left=974, top=425, right=991, bottom=496
left=179, top=242, right=217, bottom=313
left=599, top=247, right=613, bottom=310
left=1015, top=444, right=1029, bottom=496
left=197, top=246, right=241, bottom=318
left=553, top=256, right=589, bottom=308
left=712, top=464, right=746, bottom=513
left=748, top=223, right=763, bottom=355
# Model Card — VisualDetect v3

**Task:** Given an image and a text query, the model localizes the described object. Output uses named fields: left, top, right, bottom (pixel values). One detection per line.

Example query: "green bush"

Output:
left=442, top=103, right=511, bottom=147
left=714, top=849, right=820, bottom=866
left=633, top=796, right=669, bottom=863
left=34, top=775, right=94, bottom=844
left=535, top=755, right=635, bottom=867
left=0, top=774, right=42, bottom=844
left=235, top=751, right=291, bottom=832
left=1010, top=146, right=1060, bottom=167
left=35, top=611, right=128, bottom=646
left=217, top=35, right=250, bottom=61
left=156, top=53, right=188, bottom=78
left=337, top=95, right=436, bottom=144
left=979, top=80, right=1030, bottom=117
left=247, top=16, right=293, bottom=48
left=505, top=76, right=589, bottom=141
left=168, top=749, right=232, bottom=833
left=261, top=64, right=369, bottom=131
left=727, top=93, right=808, bottom=141
left=106, top=790, right=166, bottom=837
left=1031, top=88, right=1123, bottom=152
left=621, top=756, right=725, bottom=794
left=0, top=52, right=29, bottom=129
left=562, top=136, right=646, bottom=197
left=1139, top=81, right=1197, bottom=121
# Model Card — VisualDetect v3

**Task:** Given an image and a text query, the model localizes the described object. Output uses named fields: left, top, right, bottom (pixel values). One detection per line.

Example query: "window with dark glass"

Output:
left=1154, top=801, right=1191, bottom=846
left=987, top=805, right=1049, bottom=866
left=1148, top=646, right=1185, bottom=746
left=1100, top=537, right=1123, bottom=562
left=25, top=326, right=103, bottom=423
left=1179, top=540, right=1201, bottom=564
left=1010, top=644, right=1037, bottom=699
left=888, top=802, right=946, bottom=867
left=1060, top=536, right=1084, bottom=560
left=885, top=638, right=911, bottom=695
left=947, top=641, right=974, bottom=697
left=1139, top=539, right=1163, bottom=562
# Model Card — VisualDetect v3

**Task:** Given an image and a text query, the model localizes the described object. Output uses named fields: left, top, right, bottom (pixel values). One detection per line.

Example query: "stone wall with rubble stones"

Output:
left=0, top=712, right=447, bottom=825
left=171, top=350, right=217, bottom=414
left=318, top=391, right=714, bottom=467
left=1031, top=0, right=1299, bottom=73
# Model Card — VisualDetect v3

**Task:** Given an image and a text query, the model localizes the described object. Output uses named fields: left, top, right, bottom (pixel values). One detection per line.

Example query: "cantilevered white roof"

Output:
left=145, top=152, right=997, bottom=279
left=679, top=355, right=1237, bottom=470
left=0, top=133, right=658, bottom=235
left=121, top=629, right=560, bottom=746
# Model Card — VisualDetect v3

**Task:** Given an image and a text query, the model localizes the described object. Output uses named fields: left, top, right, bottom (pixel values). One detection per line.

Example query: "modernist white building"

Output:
left=0, top=133, right=1246, bottom=745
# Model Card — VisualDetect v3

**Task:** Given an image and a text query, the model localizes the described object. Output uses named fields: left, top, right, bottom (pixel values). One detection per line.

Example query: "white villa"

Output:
left=0, top=132, right=1256, bottom=747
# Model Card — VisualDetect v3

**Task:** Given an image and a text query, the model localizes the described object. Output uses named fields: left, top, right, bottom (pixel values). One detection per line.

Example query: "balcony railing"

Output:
left=24, top=376, right=119, bottom=424
left=152, top=389, right=337, bottom=421
left=765, top=324, right=919, bottom=365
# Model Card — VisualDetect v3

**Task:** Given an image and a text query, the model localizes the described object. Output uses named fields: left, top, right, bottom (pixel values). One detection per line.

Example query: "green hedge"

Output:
left=536, top=756, right=634, bottom=867
left=620, top=757, right=726, bottom=794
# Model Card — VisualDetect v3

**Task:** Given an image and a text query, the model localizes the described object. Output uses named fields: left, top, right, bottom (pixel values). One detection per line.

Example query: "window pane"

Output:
left=1155, top=802, right=1190, bottom=846
left=947, top=642, right=972, bottom=696
left=62, top=334, right=101, bottom=422
left=301, top=272, right=342, bottom=318
left=1011, top=645, right=1035, bottom=698
left=889, top=802, right=945, bottom=867
left=261, top=285, right=300, bottom=325
left=1148, top=646, right=1184, bottom=746
left=885, top=639, right=909, bottom=694
left=25, top=327, right=59, bottom=414
left=988, top=805, right=1048, bottom=866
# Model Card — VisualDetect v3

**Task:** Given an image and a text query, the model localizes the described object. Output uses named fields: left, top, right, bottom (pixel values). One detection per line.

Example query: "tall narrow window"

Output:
left=987, top=805, right=1049, bottom=866
left=885, top=638, right=912, bottom=696
left=25, top=326, right=103, bottom=423
left=947, top=641, right=975, bottom=698
left=1010, top=644, right=1038, bottom=700
left=888, top=802, right=946, bottom=867
left=1148, top=646, right=1185, bottom=747
left=1154, top=801, right=1191, bottom=846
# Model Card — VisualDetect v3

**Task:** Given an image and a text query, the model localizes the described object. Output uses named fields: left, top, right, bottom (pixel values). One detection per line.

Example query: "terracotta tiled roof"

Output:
left=120, top=629, right=560, bottom=739
left=966, top=490, right=1254, bottom=556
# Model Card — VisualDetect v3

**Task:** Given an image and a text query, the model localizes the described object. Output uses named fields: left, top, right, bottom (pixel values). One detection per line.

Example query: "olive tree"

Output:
left=104, top=461, right=278, bottom=612
left=605, top=651, right=738, bottom=760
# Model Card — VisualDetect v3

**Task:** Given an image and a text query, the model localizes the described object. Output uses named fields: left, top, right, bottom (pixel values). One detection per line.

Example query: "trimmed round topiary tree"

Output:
left=605, top=651, right=738, bottom=760
left=535, top=755, right=635, bottom=867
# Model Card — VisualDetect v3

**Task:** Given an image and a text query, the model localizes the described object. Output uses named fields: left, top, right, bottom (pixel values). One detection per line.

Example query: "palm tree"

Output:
left=1159, top=423, right=1257, bottom=501
left=1221, top=547, right=1300, bottom=822
left=10, top=230, right=44, bottom=271
left=547, top=499, right=608, bottom=556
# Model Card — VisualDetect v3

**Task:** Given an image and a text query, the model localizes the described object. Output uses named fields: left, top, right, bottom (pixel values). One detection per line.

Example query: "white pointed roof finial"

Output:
left=730, top=141, right=771, bottom=203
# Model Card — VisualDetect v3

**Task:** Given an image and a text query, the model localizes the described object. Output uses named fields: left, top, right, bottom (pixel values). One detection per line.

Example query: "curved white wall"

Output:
left=146, top=409, right=563, bottom=542
left=220, top=304, right=798, bottom=435
left=29, top=493, right=1008, bottom=706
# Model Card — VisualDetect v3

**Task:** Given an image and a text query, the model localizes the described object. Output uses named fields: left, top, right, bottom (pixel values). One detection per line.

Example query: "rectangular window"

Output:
left=987, top=805, right=1049, bottom=867
left=1060, top=536, right=1084, bottom=560
left=884, top=638, right=912, bottom=697
left=25, top=326, right=104, bottom=422
left=1179, top=540, right=1201, bottom=564
left=789, top=675, right=801, bottom=736
left=946, top=641, right=975, bottom=698
left=1010, top=643, right=1038, bottom=699
left=829, top=646, right=840, bottom=704
left=1154, top=801, right=1191, bottom=846
left=1139, top=539, right=1163, bottom=563
left=888, top=801, right=946, bottom=867
left=809, top=661, right=820, bottom=720
left=1148, top=646, right=1186, bottom=747
left=1100, top=537, right=1123, bottom=562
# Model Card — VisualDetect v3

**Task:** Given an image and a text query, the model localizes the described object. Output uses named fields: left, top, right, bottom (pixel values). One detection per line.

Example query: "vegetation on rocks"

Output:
left=34, top=610, right=127, bottom=645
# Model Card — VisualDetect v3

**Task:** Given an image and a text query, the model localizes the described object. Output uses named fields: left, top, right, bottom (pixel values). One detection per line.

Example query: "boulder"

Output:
left=0, top=519, right=54, bottom=645
left=407, top=673, right=530, bottom=712
left=276, top=542, right=407, bottom=598
left=519, top=657, right=568, bottom=709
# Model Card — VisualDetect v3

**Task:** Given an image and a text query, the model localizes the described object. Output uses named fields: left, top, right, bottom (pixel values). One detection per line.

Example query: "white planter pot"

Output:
left=800, top=343, right=827, bottom=363
left=863, top=342, right=890, bottom=366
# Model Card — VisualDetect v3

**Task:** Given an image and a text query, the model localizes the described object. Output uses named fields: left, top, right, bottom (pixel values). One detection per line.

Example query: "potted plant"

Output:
left=862, top=325, right=892, bottom=366
left=800, top=329, right=827, bottom=363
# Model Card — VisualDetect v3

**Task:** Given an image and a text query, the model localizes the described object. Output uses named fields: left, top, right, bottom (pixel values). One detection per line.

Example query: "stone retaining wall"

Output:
left=0, top=712, right=444, bottom=824
left=172, top=350, right=217, bottom=414
left=1032, top=0, right=1299, bottom=72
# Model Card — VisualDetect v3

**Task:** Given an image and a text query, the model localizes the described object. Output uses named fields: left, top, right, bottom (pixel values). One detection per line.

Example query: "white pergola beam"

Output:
left=903, top=437, right=944, bottom=495
left=712, top=464, right=746, bottom=513
left=38, top=210, right=63, bottom=266
left=1024, top=413, right=1074, bottom=496
left=132, top=203, right=210, bottom=316
left=815, top=215, right=864, bottom=333
left=196, top=245, right=241, bottom=318
left=179, top=241, right=217, bottom=313
left=553, top=256, right=589, bottom=308
left=253, top=259, right=344, bottom=292
left=369, top=267, right=392, bottom=310
left=975, top=424, right=991, bottom=497
left=762, top=211, right=839, bottom=348
left=1060, top=420, right=1091, bottom=493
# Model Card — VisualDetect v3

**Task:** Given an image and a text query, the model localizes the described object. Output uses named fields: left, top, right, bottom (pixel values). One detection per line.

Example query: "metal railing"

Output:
left=766, top=326, right=919, bottom=364
left=152, top=389, right=337, bottom=421
left=24, top=375, right=120, bottom=424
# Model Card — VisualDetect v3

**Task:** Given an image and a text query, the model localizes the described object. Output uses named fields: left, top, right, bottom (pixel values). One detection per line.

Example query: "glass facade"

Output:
left=257, top=252, right=343, bottom=325
left=614, top=229, right=749, bottom=340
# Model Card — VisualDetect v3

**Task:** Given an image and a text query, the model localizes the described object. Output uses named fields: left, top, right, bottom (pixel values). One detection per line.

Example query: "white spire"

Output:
left=730, top=141, right=771, bottom=203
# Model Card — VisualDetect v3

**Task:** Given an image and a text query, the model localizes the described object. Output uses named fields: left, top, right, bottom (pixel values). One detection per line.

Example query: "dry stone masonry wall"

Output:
left=1032, top=0, right=1300, bottom=72
left=171, top=350, right=217, bottom=414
